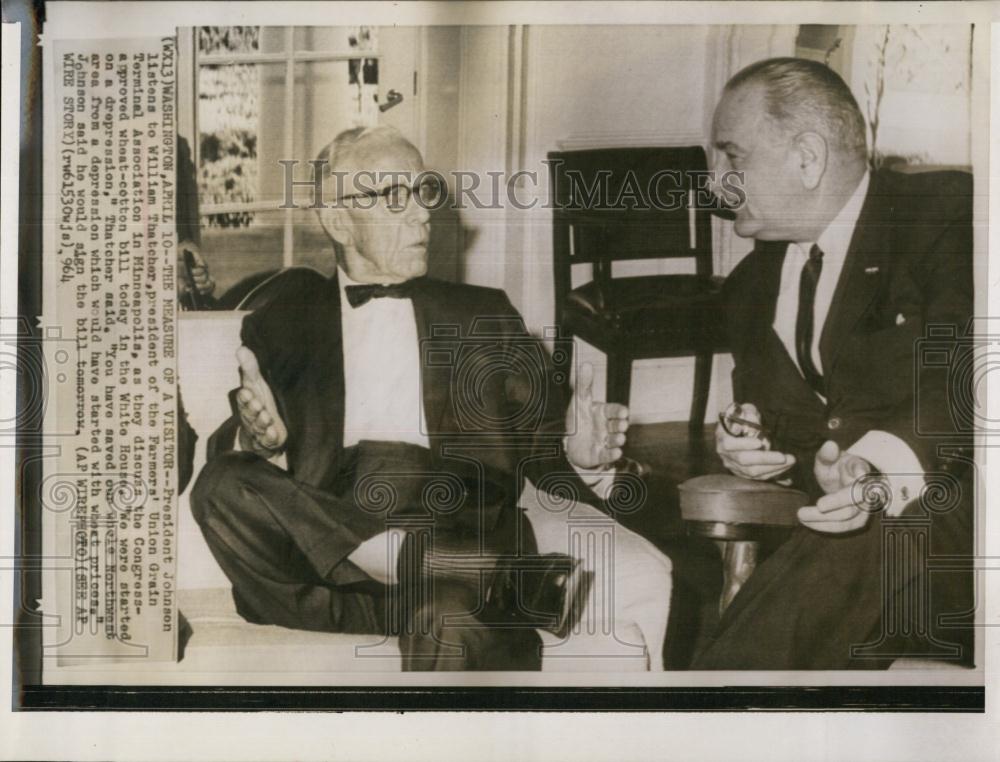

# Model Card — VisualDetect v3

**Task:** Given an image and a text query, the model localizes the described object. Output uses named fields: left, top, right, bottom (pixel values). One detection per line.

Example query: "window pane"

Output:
left=260, top=26, right=288, bottom=54
left=195, top=58, right=290, bottom=301
left=198, top=26, right=260, bottom=55
left=198, top=63, right=261, bottom=227
left=256, top=62, right=293, bottom=209
left=293, top=25, right=378, bottom=52
left=198, top=61, right=288, bottom=220
left=199, top=209, right=285, bottom=302
left=294, top=59, right=379, bottom=165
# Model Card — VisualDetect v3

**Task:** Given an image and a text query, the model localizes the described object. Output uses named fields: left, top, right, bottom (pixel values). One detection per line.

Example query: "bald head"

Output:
left=711, top=57, right=870, bottom=241
left=318, top=125, right=422, bottom=178
left=724, top=57, right=867, bottom=165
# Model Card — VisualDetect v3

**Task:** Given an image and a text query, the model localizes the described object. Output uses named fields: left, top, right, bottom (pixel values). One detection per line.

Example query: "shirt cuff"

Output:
left=564, top=437, right=617, bottom=501
left=847, top=430, right=925, bottom=517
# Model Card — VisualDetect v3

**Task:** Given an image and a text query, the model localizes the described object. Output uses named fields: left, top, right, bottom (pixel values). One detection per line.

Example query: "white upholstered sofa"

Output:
left=174, top=311, right=651, bottom=678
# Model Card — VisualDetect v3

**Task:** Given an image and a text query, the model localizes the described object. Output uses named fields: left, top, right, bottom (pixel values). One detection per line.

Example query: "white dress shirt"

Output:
left=337, top=268, right=429, bottom=448
left=771, top=173, right=924, bottom=515
left=773, top=173, right=870, bottom=379
left=252, top=267, right=613, bottom=498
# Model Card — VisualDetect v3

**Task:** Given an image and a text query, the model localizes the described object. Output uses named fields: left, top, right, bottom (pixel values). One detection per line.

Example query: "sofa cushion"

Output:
left=178, top=587, right=646, bottom=674
left=178, top=588, right=403, bottom=674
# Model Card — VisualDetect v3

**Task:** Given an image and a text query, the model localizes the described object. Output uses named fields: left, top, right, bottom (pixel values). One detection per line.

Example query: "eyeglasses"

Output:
left=338, top=176, right=443, bottom=213
left=718, top=402, right=769, bottom=439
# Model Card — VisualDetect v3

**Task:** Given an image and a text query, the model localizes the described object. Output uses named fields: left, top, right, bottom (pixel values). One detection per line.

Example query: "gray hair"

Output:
left=726, top=57, right=867, bottom=162
left=316, top=124, right=417, bottom=177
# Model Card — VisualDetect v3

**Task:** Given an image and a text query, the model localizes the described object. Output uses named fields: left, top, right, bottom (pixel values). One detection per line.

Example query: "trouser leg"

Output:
left=691, top=523, right=885, bottom=670
left=190, top=451, right=389, bottom=634
left=191, top=450, right=546, bottom=669
left=609, top=524, right=673, bottom=671
left=692, top=482, right=974, bottom=671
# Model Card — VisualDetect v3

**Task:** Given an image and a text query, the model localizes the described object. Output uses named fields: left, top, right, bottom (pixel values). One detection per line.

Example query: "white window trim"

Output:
left=191, top=26, right=380, bottom=268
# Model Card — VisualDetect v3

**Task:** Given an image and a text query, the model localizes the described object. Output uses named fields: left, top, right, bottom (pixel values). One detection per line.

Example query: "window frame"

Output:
left=183, top=26, right=382, bottom=268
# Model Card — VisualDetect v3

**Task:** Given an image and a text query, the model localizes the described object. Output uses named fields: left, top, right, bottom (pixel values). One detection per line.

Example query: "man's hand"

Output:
left=178, top=241, right=216, bottom=298
left=812, top=439, right=872, bottom=494
left=236, top=346, right=288, bottom=457
left=564, top=362, right=629, bottom=469
left=798, top=440, right=877, bottom=534
left=715, top=402, right=795, bottom=480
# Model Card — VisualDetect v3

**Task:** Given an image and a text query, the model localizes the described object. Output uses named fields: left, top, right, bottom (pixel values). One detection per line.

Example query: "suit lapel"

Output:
left=739, top=241, right=836, bottom=399
left=744, top=241, right=786, bottom=345
left=410, top=278, right=450, bottom=439
left=325, top=274, right=346, bottom=454
left=291, top=273, right=345, bottom=484
left=754, top=242, right=816, bottom=384
left=819, top=173, right=892, bottom=377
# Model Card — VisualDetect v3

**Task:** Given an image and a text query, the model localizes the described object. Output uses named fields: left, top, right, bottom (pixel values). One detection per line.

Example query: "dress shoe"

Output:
left=485, top=553, right=593, bottom=639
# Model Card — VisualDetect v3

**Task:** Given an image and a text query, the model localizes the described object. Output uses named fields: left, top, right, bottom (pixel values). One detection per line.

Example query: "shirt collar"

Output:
left=812, top=171, right=870, bottom=263
left=337, top=266, right=363, bottom=289
left=336, top=266, right=358, bottom=306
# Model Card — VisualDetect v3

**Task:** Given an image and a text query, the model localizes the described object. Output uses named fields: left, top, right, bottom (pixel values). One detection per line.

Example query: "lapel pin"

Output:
left=864, top=266, right=880, bottom=274
left=896, top=313, right=906, bottom=326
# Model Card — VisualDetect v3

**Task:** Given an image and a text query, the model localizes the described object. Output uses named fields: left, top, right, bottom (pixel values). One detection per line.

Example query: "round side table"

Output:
left=679, top=474, right=809, bottom=614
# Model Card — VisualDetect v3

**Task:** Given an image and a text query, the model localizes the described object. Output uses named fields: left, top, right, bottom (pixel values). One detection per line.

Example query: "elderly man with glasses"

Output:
left=190, top=125, right=672, bottom=671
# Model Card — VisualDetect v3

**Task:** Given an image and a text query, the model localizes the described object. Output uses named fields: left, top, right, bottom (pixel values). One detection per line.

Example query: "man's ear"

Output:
left=793, top=131, right=828, bottom=190
left=317, top=206, right=355, bottom=250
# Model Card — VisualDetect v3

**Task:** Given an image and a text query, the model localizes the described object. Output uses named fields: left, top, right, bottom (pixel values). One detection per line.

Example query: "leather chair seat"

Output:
left=564, top=274, right=725, bottom=341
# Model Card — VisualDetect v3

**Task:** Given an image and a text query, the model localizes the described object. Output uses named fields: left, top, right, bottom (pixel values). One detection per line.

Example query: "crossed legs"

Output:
left=190, top=451, right=543, bottom=670
left=522, top=488, right=673, bottom=670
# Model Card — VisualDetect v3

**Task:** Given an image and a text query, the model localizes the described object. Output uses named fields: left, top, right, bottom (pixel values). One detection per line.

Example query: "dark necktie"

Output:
left=795, top=244, right=824, bottom=395
left=344, top=281, right=415, bottom=308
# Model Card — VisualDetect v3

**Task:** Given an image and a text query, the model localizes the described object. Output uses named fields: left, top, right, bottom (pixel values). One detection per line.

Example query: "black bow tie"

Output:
left=344, top=281, right=416, bottom=308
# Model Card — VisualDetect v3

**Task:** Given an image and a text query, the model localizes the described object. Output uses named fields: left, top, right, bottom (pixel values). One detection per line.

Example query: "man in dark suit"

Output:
left=693, top=58, right=974, bottom=669
left=191, top=126, right=672, bottom=671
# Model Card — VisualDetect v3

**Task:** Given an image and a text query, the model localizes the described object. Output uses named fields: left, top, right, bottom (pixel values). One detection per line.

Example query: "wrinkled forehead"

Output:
left=337, top=137, right=425, bottom=193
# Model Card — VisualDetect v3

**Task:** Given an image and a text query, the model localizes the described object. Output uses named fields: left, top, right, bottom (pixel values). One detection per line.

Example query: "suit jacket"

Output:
left=207, top=269, right=599, bottom=536
left=724, top=169, right=973, bottom=498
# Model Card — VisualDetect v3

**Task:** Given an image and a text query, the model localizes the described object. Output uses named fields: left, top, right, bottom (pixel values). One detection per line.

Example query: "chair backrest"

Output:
left=548, top=147, right=713, bottom=320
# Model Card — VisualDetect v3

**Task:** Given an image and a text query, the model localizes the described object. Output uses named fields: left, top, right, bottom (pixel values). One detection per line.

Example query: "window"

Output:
left=180, top=26, right=382, bottom=296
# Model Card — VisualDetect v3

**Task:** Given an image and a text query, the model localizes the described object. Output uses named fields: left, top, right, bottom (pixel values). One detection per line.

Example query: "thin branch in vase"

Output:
left=867, top=25, right=891, bottom=172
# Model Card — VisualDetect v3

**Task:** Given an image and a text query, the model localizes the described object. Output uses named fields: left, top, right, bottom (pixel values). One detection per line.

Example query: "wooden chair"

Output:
left=549, top=147, right=726, bottom=438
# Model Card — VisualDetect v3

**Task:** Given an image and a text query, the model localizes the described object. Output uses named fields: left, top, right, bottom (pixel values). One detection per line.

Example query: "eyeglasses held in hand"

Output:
left=718, top=402, right=770, bottom=439
left=338, top=176, right=443, bottom=213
